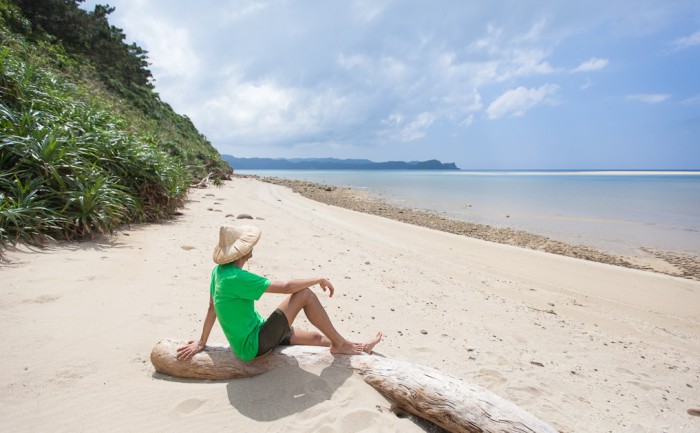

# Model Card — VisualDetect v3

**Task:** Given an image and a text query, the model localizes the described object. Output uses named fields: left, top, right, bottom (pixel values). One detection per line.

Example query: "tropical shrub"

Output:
left=0, top=1, right=229, bottom=248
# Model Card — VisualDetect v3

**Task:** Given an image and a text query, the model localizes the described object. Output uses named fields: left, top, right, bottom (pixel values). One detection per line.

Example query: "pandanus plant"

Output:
left=0, top=46, right=189, bottom=248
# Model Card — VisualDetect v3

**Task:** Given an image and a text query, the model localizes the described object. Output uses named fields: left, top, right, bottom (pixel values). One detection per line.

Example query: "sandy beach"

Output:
left=1, top=177, right=699, bottom=433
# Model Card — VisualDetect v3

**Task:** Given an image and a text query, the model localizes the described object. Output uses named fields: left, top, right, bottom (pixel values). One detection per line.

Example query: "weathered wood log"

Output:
left=151, top=338, right=558, bottom=433
left=190, top=172, right=213, bottom=189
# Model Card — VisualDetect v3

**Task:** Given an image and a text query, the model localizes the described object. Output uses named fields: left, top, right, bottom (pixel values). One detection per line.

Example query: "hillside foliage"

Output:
left=0, top=0, right=231, bottom=248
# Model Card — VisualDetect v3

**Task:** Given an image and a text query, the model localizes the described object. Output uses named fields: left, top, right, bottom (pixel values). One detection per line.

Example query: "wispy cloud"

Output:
left=580, top=78, right=592, bottom=91
left=680, top=94, right=700, bottom=106
left=487, top=84, right=559, bottom=119
left=572, top=57, right=608, bottom=73
left=670, top=30, right=700, bottom=51
left=392, top=112, right=436, bottom=142
left=626, top=93, right=671, bottom=104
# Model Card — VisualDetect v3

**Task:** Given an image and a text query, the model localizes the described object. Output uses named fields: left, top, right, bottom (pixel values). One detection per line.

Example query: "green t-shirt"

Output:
left=210, top=264, right=271, bottom=361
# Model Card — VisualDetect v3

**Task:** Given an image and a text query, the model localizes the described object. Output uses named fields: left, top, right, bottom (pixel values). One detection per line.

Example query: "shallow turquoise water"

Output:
left=239, top=170, right=700, bottom=255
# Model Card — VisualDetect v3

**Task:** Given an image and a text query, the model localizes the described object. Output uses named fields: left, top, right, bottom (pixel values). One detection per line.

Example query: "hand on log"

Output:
left=151, top=338, right=348, bottom=380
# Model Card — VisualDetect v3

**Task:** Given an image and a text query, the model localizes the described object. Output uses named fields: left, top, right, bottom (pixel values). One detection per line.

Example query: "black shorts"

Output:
left=256, top=309, right=293, bottom=357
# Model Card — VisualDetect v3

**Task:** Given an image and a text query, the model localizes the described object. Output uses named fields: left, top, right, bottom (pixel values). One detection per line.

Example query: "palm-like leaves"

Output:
left=0, top=41, right=190, bottom=248
left=0, top=177, right=59, bottom=244
left=62, top=174, right=131, bottom=238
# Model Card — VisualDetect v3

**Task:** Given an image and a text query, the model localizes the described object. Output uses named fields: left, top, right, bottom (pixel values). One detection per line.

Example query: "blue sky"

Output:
left=81, top=0, right=700, bottom=169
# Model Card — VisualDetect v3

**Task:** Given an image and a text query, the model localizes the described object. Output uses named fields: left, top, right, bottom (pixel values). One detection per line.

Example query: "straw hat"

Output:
left=212, top=225, right=262, bottom=264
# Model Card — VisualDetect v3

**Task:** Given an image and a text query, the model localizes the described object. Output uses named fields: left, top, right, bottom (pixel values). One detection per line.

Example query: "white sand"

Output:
left=1, top=177, right=699, bottom=433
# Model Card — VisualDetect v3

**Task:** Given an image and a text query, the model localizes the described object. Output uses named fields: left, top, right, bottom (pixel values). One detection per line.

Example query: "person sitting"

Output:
left=177, top=225, right=382, bottom=362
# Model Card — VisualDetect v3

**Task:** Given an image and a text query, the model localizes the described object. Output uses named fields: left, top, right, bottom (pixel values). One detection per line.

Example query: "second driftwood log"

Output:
left=151, top=339, right=558, bottom=433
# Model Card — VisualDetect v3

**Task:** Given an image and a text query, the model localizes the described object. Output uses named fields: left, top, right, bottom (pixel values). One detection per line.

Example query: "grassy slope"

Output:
left=0, top=1, right=231, bottom=247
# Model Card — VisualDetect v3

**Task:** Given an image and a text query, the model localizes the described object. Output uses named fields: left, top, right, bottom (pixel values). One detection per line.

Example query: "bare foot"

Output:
left=330, top=339, right=363, bottom=355
left=363, top=332, right=383, bottom=354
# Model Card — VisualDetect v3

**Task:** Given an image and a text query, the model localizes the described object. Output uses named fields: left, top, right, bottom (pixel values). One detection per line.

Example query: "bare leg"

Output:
left=289, top=328, right=330, bottom=346
left=277, top=288, right=378, bottom=355
left=289, top=328, right=384, bottom=354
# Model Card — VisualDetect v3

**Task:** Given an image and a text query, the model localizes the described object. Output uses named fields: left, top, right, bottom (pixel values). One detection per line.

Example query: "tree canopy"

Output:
left=12, top=0, right=154, bottom=94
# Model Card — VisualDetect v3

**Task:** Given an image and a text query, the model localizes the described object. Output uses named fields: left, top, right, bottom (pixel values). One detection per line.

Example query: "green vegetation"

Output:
left=0, top=0, right=231, bottom=248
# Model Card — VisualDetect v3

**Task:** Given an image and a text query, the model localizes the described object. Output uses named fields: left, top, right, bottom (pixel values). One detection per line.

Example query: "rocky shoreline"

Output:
left=239, top=174, right=700, bottom=281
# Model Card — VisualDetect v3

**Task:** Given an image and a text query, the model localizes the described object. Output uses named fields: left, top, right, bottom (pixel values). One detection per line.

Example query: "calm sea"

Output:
left=238, top=170, right=700, bottom=256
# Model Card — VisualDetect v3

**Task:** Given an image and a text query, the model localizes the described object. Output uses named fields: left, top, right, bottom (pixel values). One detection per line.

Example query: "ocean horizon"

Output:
left=238, top=169, right=700, bottom=257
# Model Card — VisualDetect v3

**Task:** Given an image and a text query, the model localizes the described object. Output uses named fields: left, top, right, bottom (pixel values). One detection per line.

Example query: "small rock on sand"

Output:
left=181, top=246, right=195, bottom=251
left=688, top=408, right=700, bottom=417
left=236, top=214, right=253, bottom=219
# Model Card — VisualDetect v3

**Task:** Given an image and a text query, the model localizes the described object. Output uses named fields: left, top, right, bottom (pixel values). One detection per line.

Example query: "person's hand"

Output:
left=319, top=278, right=335, bottom=297
left=176, top=340, right=205, bottom=360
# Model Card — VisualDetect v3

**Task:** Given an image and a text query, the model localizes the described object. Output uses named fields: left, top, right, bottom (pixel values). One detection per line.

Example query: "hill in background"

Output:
left=223, top=155, right=460, bottom=170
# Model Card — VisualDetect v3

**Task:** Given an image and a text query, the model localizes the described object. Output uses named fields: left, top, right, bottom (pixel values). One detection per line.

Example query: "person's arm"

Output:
left=266, top=277, right=335, bottom=297
left=176, top=295, right=217, bottom=360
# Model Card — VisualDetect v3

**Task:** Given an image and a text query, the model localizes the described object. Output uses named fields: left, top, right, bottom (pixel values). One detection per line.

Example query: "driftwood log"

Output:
left=191, top=172, right=213, bottom=188
left=151, top=339, right=558, bottom=433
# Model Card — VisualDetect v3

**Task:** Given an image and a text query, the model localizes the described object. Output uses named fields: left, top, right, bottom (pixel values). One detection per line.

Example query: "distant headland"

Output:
left=222, top=155, right=460, bottom=170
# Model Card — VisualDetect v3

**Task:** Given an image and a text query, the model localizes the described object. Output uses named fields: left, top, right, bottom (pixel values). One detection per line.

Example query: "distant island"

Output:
left=222, top=155, right=460, bottom=170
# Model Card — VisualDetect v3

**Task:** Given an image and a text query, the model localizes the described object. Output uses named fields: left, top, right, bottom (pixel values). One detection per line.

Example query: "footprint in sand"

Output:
left=339, top=409, right=377, bottom=431
left=175, top=398, right=206, bottom=415
left=476, top=368, right=507, bottom=387
left=506, top=385, right=543, bottom=404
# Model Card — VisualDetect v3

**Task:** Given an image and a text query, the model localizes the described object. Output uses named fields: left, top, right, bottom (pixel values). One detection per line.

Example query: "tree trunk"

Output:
left=151, top=339, right=558, bottom=433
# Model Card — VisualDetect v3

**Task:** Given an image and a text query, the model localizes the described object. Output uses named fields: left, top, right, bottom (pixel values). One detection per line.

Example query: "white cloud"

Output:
left=487, top=84, right=560, bottom=119
left=514, top=18, right=548, bottom=44
left=507, top=48, right=556, bottom=77
left=468, top=24, right=557, bottom=80
left=468, top=23, right=503, bottom=54
left=572, top=57, right=609, bottom=73
left=387, top=112, right=436, bottom=142
left=193, top=74, right=366, bottom=145
left=113, top=5, right=201, bottom=81
left=626, top=94, right=670, bottom=104
left=382, top=113, right=403, bottom=126
left=671, top=30, right=700, bottom=51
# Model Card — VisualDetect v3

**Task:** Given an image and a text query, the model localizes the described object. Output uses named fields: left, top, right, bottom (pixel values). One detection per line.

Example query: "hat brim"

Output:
left=213, top=226, right=261, bottom=264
